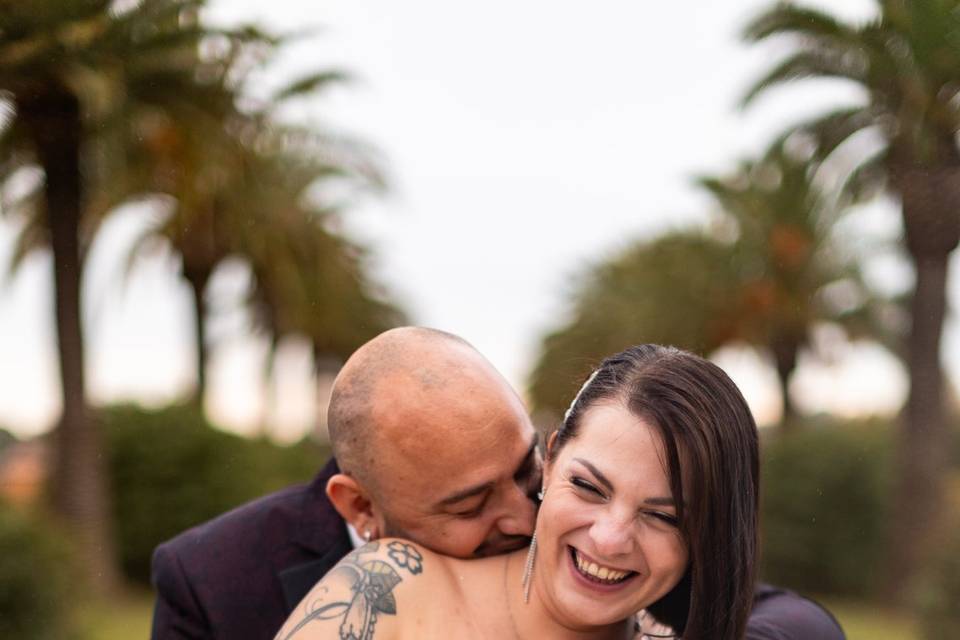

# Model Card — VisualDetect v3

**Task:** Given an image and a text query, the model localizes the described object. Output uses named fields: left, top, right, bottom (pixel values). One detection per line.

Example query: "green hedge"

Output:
left=0, top=503, right=76, bottom=640
left=759, top=420, right=894, bottom=598
left=103, top=404, right=329, bottom=584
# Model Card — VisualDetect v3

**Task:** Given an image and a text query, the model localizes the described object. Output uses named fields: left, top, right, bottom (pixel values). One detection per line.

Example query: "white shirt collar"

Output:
left=346, top=522, right=366, bottom=549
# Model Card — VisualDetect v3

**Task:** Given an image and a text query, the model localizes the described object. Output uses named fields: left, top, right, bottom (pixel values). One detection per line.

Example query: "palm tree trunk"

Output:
left=770, top=335, right=800, bottom=428
left=886, top=157, right=960, bottom=603
left=184, top=266, right=211, bottom=408
left=20, top=85, right=119, bottom=594
left=259, top=333, right=280, bottom=438
left=887, top=253, right=950, bottom=602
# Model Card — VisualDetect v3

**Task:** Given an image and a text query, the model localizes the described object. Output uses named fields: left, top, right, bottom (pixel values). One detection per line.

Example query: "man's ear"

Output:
left=326, top=473, right=379, bottom=538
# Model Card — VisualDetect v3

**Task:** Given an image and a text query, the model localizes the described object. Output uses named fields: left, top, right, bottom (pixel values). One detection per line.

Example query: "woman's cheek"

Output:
left=647, top=529, right=688, bottom=579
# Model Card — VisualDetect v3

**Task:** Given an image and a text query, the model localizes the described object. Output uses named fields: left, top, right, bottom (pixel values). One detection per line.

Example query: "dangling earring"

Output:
left=522, top=532, right=537, bottom=603
left=363, top=529, right=372, bottom=543
left=522, top=485, right=545, bottom=603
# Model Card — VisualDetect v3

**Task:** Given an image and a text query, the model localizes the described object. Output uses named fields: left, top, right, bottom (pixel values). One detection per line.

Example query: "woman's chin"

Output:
left=540, top=545, right=646, bottom=629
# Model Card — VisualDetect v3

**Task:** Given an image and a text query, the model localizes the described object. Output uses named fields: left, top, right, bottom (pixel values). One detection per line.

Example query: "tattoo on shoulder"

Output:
left=278, top=541, right=425, bottom=640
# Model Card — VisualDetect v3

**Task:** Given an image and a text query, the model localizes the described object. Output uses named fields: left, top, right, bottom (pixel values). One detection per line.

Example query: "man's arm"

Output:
left=746, top=584, right=845, bottom=640
left=151, top=542, right=212, bottom=640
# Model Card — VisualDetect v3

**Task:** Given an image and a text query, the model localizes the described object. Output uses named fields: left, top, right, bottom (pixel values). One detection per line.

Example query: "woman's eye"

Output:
left=647, top=511, right=679, bottom=527
left=571, top=477, right=604, bottom=498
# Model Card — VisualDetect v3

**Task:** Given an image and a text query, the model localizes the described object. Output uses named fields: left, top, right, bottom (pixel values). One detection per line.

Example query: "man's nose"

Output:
left=496, top=482, right=538, bottom=536
left=589, top=512, right=635, bottom=558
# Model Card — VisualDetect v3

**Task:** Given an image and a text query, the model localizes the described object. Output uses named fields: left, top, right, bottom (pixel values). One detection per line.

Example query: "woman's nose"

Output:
left=589, top=513, right=635, bottom=557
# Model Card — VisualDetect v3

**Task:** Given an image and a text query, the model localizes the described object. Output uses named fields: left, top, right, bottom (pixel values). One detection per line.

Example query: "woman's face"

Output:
left=535, top=401, right=689, bottom=629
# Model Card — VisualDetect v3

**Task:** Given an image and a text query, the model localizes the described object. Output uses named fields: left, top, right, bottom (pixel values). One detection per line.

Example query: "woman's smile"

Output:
left=567, top=546, right=638, bottom=589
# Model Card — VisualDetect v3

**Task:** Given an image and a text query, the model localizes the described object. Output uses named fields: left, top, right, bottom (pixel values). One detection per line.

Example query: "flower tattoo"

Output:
left=386, top=541, right=423, bottom=575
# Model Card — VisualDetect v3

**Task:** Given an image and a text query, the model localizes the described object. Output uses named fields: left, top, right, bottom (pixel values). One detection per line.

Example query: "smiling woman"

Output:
left=534, top=403, right=690, bottom=631
left=545, top=344, right=760, bottom=638
left=276, top=344, right=759, bottom=640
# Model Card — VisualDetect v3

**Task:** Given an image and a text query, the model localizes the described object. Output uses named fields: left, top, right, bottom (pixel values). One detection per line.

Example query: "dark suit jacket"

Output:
left=151, top=457, right=845, bottom=640
left=746, top=583, right=845, bottom=640
left=151, top=458, right=350, bottom=639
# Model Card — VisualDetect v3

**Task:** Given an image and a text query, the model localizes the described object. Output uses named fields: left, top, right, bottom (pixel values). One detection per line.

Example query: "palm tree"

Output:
left=121, top=109, right=253, bottom=406
left=528, top=231, right=734, bottom=422
left=742, top=0, right=960, bottom=599
left=0, top=0, right=267, bottom=591
left=529, top=142, right=884, bottom=427
left=696, top=140, right=887, bottom=421
left=107, top=36, right=377, bottom=402
left=121, top=113, right=385, bottom=405
left=250, top=221, right=406, bottom=427
left=242, top=145, right=404, bottom=373
left=216, top=140, right=402, bottom=435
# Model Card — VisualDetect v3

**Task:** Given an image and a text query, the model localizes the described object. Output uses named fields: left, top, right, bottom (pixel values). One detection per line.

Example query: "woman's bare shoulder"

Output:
left=274, top=538, right=445, bottom=640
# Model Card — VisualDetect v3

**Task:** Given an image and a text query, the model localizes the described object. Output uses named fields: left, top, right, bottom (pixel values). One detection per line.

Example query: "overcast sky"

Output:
left=2, top=0, right=947, bottom=440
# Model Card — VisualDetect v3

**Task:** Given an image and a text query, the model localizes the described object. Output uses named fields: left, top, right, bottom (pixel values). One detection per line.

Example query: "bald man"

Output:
left=150, top=328, right=844, bottom=640
left=151, top=328, right=541, bottom=639
left=322, top=328, right=540, bottom=558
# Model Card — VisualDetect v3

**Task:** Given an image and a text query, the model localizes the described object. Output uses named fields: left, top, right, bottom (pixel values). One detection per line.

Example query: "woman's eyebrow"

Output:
left=572, top=458, right=614, bottom=492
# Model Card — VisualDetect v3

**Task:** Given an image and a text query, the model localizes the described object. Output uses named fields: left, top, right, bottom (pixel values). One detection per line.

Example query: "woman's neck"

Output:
left=503, top=550, right=633, bottom=640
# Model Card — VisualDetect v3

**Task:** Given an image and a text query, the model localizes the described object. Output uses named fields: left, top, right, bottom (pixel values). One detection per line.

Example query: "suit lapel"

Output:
left=277, top=457, right=354, bottom=613
left=279, top=535, right=353, bottom=611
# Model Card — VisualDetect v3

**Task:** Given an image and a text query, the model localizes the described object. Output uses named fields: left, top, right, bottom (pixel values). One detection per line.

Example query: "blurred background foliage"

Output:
left=102, top=404, right=328, bottom=583
left=0, top=502, right=77, bottom=640
left=1, top=0, right=960, bottom=639
left=0, top=0, right=404, bottom=602
left=760, top=420, right=894, bottom=597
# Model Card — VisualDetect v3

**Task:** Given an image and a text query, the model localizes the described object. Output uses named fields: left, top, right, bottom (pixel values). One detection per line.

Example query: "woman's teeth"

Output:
left=572, top=549, right=632, bottom=584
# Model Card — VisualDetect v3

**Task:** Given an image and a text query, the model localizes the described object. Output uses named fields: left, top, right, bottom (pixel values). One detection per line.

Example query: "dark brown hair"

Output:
left=549, top=344, right=759, bottom=640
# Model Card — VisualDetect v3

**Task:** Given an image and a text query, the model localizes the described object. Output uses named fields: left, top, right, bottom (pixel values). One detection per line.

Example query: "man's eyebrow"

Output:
left=437, top=434, right=540, bottom=508
left=437, top=481, right=493, bottom=507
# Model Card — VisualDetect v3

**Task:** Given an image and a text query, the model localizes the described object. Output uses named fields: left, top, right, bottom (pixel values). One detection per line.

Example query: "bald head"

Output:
left=328, top=327, right=497, bottom=490
left=325, top=327, right=540, bottom=557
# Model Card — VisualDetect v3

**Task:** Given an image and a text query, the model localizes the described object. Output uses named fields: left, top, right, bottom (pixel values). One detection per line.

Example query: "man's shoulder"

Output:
left=154, top=458, right=343, bottom=567
left=157, top=481, right=310, bottom=556
left=747, top=583, right=845, bottom=640
left=150, top=459, right=349, bottom=639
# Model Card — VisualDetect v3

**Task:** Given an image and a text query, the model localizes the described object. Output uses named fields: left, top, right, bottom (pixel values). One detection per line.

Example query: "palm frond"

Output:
left=743, top=4, right=864, bottom=46
left=6, top=206, right=48, bottom=275
left=271, top=70, right=350, bottom=103
left=741, top=50, right=870, bottom=107
left=836, top=145, right=889, bottom=202
left=0, top=0, right=112, bottom=40
left=785, top=105, right=880, bottom=160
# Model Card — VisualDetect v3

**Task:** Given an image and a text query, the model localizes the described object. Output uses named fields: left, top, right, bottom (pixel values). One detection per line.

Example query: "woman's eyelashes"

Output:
left=570, top=475, right=606, bottom=499
left=570, top=473, right=680, bottom=528
left=645, top=510, right=679, bottom=527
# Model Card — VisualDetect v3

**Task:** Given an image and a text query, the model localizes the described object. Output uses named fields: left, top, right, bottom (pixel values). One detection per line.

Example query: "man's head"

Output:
left=325, top=327, right=540, bottom=558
